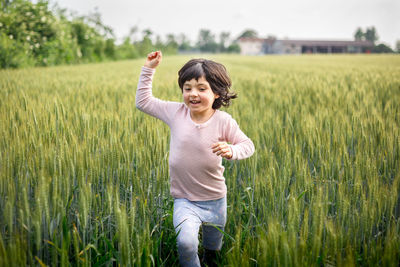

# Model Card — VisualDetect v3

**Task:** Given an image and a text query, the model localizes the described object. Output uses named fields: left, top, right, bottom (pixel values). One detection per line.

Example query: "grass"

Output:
left=0, top=54, right=399, bottom=266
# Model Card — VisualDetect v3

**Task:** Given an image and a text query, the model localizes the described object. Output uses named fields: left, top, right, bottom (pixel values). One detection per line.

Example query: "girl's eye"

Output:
left=199, top=88, right=206, bottom=91
left=184, top=88, right=191, bottom=91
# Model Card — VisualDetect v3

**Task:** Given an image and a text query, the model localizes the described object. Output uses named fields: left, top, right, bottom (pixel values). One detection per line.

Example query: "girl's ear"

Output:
left=215, top=94, right=220, bottom=99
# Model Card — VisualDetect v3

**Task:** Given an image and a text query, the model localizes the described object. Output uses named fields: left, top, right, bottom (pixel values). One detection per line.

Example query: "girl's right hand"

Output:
left=144, top=51, right=162, bottom=69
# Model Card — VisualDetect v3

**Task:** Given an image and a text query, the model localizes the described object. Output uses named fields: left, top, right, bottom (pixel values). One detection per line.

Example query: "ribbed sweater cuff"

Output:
left=142, top=66, right=156, bottom=74
left=227, top=145, right=237, bottom=161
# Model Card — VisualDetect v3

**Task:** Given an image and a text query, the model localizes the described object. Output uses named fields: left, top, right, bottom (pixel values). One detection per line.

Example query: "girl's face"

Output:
left=182, top=76, right=219, bottom=119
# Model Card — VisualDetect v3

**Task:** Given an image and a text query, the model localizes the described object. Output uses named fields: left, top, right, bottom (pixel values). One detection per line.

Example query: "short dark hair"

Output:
left=178, top=58, right=237, bottom=109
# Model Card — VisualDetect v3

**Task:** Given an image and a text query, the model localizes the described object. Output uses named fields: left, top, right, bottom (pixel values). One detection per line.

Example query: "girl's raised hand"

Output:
left=144, top=51, right=162, bottom=69
left=211, top=142, right=233, bottom=159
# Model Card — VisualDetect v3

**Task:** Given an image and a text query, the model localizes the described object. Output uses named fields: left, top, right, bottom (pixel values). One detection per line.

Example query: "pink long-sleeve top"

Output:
left=136, top=66, right=255, bottom=201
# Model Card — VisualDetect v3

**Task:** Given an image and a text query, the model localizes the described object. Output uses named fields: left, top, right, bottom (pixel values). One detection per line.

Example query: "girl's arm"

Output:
left=212, top=116, right=255, bottom=160
left=136, top=51, right=179, bottom=125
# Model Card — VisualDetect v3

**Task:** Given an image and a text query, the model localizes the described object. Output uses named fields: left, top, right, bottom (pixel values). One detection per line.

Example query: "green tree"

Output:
left=136, top=28, right=154, bottom=56
left=372, top=43, right=393, bottom=53
left=86, top=8, right=114, bottom=39
left=0, top=0, right=62, bottom=66
left=0, top=0, right=118, bottom=67
left=177, top=33, right=192, bottom=51
left=115, top=37, right=139, bottom=59
left=164, top=33, right=178, bottom=54
left=227, top=42, right=240, bottom=53
left=0, top=32, right=34, bottom=68
left=238, top=29, right=258, bottom=39
left=128, top=26, right=139, bottom=42
left=395, top=40, right=400, bottom=53
left=70, top=18, right=106, bottom=62
left=0, top=0, right=178, bottom=68
left=197, top=29, right=218, bottom=53
left=365, top=26, right=378, bottom=44
left=0, top=0, right=11, bottom=11
left=354, top=27, right=364, bottom=40
left=154, top=34, right=163, bottom=51
left=219, top=31, right=230, bottom=52
left=104, top=38, right=116, bottom=59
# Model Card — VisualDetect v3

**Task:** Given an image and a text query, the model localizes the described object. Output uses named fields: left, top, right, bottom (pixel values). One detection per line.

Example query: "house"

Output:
left=238, top=37, right=373, bottom=55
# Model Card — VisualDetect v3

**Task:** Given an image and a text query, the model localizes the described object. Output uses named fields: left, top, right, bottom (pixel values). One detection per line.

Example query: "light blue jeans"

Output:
left=173, top=196, right=227, bottom=267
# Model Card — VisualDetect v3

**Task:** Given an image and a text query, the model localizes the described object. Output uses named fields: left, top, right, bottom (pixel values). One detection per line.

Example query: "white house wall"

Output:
left=238, top=40, right=264, bottom=55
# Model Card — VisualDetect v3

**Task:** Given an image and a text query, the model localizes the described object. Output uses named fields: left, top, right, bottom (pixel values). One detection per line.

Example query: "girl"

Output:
left=136, top=51, right=255, bottom=266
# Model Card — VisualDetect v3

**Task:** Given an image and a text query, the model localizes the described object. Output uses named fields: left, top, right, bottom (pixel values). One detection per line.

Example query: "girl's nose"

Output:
left=190, top=90, right=199, bottom=96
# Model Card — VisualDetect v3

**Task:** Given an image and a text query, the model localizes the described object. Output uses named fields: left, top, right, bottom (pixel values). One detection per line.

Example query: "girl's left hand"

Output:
left=211, top=142, right=233, bottom=159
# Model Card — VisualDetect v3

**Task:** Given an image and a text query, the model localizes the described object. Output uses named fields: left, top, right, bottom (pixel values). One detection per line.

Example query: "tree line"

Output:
left=354, top=26, right=398, bottom=53
left=1, top=1, right=399, bottom=69
left=0, top=0, right=241, bottom=68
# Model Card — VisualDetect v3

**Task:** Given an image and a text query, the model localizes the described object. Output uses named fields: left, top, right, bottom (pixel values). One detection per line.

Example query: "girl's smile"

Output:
left=183, top=77, right=219, bottom=123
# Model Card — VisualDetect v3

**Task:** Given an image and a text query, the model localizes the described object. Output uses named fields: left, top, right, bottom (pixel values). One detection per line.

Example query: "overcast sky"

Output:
left=50, top=0, right=399, bottom=48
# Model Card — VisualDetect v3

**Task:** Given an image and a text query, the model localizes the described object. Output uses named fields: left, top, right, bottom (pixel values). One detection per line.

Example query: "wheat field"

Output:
left=0, top=55, right=399, bottom=266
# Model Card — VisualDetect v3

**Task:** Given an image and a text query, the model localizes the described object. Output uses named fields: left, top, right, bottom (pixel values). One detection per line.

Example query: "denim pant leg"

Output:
left=173, top=199, right=202, bottom=267
left=201, top=197, right=227, bottom=250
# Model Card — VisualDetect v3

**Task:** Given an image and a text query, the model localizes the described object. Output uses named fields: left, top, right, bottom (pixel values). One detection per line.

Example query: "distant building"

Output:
left=238, top=37, right=373, bottom=55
